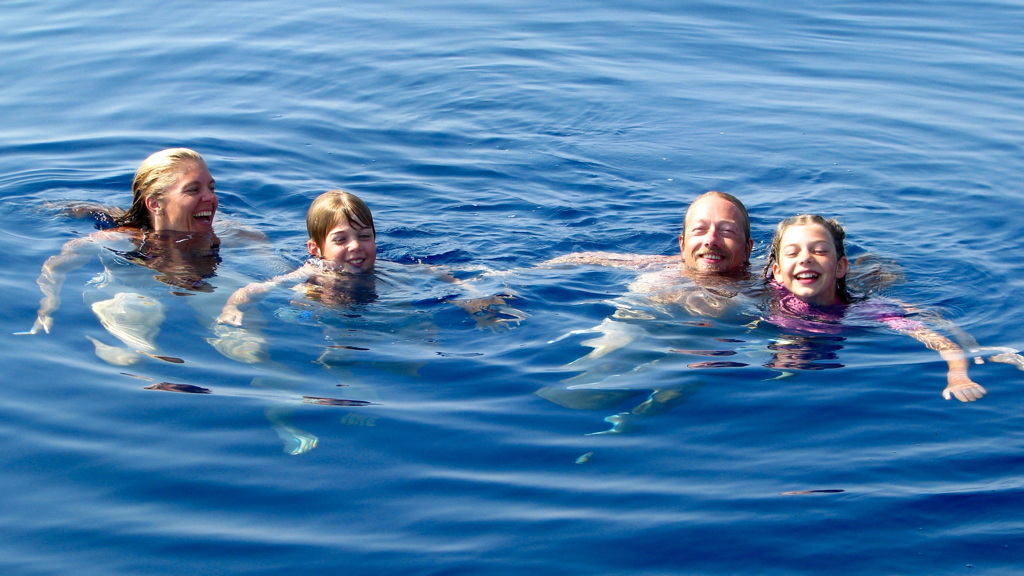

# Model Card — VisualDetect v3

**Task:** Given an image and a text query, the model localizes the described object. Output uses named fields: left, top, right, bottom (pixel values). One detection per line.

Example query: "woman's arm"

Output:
left=26, top=234, right=106, bottom=334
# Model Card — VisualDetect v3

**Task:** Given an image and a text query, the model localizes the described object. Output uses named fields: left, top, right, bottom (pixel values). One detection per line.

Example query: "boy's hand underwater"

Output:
left=217, top=304, right=244, bottom=327
left=454, top=294, right=527, bottom=332
left=207, top=324, right=268, bottom=364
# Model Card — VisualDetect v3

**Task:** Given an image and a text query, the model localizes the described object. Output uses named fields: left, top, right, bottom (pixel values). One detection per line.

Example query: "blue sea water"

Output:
left=2, top=0, right=1023, bottom=574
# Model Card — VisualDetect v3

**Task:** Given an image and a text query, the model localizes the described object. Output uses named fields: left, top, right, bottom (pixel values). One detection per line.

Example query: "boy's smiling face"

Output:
left=308, top=216, right=376, bottom=274
left=772, top=223, right=848, bottom=306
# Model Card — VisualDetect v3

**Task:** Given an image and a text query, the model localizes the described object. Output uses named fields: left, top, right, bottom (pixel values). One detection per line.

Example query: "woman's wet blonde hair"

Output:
left=306, top=190, right=375, bottom=254
left=116, top=148, right=207, bottom=229
left=764, top=214, right=852, bottom=303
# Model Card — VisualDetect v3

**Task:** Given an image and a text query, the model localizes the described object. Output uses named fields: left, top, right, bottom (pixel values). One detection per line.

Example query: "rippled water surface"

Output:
left=2, top=1, right=1023, bottom=574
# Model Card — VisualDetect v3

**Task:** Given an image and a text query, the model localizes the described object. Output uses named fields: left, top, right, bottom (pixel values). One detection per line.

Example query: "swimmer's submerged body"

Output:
left=212, top=189, right=525, bottom=454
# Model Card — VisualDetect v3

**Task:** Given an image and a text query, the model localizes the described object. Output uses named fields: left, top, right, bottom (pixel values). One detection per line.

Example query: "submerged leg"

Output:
left=90, top=292, right=164, bottom=353
left=315, top=348, right=381, bottom=402
left=568, top=317, right=644, bottom=364
left=86, top=335, right=142, bottom=366
left=265, top=406, right=319, bottom=455
left=586, top=384, right=702, bottom=435
left=535, top=386, right=642, bottom=411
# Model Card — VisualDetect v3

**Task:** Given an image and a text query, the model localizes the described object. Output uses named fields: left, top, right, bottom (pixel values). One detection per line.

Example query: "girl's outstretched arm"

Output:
left=903, top=327, right=987, bottom=402
left=922, top=315, right=1024, bottom=371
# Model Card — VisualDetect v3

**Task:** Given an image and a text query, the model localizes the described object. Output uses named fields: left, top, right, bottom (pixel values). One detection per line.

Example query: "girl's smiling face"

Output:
left=307, top=216, right=376, bottom=274
left=772, top=223, right=848, bottom=306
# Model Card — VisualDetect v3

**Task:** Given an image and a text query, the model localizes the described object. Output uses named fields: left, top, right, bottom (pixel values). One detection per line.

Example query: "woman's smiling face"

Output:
left=772, top=223, right=848, bottom=306
left=147, top=161, right=218, bottom=233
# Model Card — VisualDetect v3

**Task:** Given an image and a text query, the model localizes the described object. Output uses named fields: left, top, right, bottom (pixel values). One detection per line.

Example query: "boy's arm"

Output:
left=450, top=292, right=527, bottom=332
left=429, top=267, right=527, bottom=331
left=217, top=265, right=313, bottom=326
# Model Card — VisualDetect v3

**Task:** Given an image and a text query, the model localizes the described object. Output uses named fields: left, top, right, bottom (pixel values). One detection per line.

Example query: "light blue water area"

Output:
left=2, top=0, right=1023, bottom=574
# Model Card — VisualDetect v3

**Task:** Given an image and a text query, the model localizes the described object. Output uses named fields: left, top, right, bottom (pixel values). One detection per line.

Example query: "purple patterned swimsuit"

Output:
left=767, top=282, right=924, bottom=335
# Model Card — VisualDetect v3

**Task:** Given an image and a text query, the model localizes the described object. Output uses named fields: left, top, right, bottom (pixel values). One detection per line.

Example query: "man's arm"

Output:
left=543, top=251, right=676, bottom=270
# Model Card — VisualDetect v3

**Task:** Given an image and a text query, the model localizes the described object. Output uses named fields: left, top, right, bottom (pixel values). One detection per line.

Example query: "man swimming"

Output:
left=539, top=191, right=759, bottom=432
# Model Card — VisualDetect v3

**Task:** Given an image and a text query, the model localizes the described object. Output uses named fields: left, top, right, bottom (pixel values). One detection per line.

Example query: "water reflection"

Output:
left=764, top=335, right=845, bottom=371
left=111, top=230, right=222, bottom=294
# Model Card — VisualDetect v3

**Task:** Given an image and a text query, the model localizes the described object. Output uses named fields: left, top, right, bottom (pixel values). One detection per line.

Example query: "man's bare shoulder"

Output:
left=629, top=266, right=688, bottom=294
left=543, top=251, right=678, bottom=270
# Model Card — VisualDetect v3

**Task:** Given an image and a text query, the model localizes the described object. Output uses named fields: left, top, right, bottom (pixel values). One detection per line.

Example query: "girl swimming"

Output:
left=764, top=214, right=992, bottom=402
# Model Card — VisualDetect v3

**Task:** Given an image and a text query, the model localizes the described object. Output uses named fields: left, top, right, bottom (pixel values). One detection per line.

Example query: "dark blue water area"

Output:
left=2, top=0, right=1024, bottom=574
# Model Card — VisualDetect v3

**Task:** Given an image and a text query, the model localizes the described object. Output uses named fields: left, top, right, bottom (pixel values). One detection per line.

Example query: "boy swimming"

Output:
left=210, top=189, right=524, bottom=454
left=217, top=189, right=523, bottom=334
left=217, top=190, right=376, bottom=326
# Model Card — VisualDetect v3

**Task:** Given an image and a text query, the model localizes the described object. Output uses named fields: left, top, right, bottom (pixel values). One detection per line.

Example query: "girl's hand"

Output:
left=942, top=372, right=986, bottom=402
